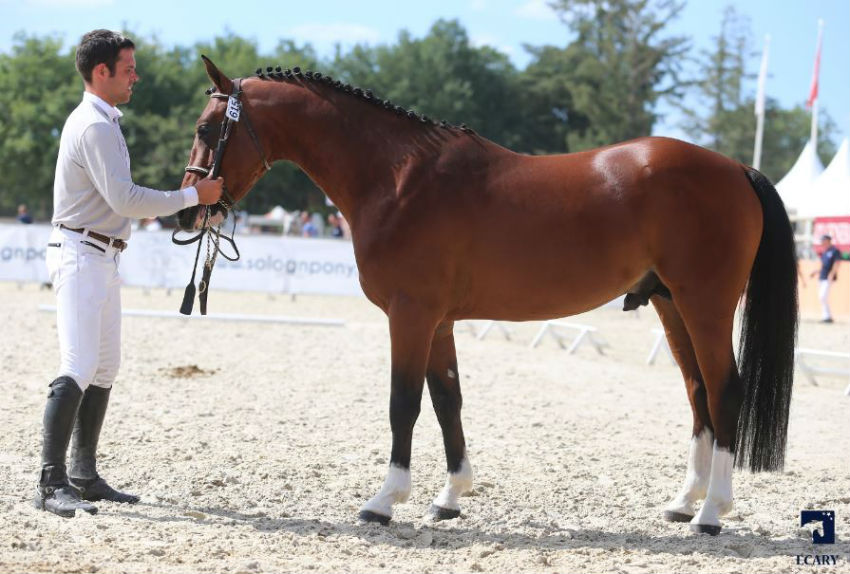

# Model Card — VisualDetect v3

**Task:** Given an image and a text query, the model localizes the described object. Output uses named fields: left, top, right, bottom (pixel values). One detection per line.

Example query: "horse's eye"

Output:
left=197, top=124, right=209, bottom=137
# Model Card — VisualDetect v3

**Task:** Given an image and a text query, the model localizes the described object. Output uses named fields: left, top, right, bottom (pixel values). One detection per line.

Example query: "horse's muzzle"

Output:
left=177, top=204, right=226, bottom=231
left=176, top=206, right=200, bottom=231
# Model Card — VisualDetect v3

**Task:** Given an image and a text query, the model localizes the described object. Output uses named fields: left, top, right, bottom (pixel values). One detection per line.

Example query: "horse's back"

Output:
left=448, top=137, right=762, bottom=319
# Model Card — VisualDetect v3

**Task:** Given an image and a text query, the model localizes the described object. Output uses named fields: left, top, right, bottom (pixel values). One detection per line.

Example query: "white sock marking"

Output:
left=692, top=443, right=734, bottom=528
left=665, top=428, right=713, bottom=516
left=432, top=455, right=473, bottom=510
left=360, top=464, right=411, bottom=519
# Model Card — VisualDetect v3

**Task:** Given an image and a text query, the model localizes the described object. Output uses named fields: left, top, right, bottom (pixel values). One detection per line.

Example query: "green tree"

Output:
left=548, top=0, right=691, bottom=149
left=679, top=6, right=837, bottom=182
left=515, top=45, right=589, bottom=153
left=759, top=102, right=838, bottom=183
left=331, top=20, right=523, bottom=148
left=679, top=6, right=757, bottom=158
left=0, top=33, right=78, bottom=219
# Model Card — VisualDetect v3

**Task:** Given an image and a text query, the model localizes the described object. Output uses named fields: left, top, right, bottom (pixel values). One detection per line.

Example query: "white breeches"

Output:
left=818, top=279, right=832, bottom=319
left=46, top=227, right=122, bottom=391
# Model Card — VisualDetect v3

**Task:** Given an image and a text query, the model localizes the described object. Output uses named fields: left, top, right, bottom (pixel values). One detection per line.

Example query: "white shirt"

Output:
left=52, top=91, right=198, bottom=240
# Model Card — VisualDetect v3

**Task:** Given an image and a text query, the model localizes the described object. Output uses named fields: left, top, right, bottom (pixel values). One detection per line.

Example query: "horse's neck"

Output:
left=259, top=81, right=430, bottom=223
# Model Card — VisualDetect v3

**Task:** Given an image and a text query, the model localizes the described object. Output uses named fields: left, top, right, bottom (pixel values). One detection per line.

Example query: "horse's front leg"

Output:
left=358, top=297, right=438, bottom=525
left=425, top=321, right=473, bottom=520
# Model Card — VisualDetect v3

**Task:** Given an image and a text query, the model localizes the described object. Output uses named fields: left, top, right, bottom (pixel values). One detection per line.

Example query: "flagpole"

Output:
left=811, top=98, right=819, bottom=145
left=809, top=19, right=824, bottom=146
left=753, top=35, right=770, bottom=170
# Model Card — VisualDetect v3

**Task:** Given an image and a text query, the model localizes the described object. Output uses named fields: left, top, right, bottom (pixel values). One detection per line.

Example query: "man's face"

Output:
left=95, top=48, right=138, bottom=106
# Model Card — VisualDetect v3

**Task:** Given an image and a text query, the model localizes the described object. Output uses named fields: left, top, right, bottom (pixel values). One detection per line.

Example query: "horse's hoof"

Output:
left=663, top=510, right=695, bottom=523
left=428, top=504, right=460, bottom=521
left=690, top=523, right=722, bottom=536
left=358, top=510, right=391, bottom=525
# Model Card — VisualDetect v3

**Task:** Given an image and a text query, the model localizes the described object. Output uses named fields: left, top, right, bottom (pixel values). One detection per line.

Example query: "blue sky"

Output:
left=2, top=0, right=848, bottom=145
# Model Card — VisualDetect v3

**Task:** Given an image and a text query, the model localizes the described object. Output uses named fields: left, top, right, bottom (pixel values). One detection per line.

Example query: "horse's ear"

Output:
left=201, top=55, right=233, bottom=94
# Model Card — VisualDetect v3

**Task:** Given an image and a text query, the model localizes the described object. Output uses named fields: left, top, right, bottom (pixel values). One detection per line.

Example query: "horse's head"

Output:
left=177, top=56, right=270, bottom=231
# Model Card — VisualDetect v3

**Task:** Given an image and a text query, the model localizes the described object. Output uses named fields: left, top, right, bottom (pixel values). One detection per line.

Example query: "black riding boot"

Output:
left=69, top=385, right=139, bottom=504
left=35, top=376, right=98, bottom=517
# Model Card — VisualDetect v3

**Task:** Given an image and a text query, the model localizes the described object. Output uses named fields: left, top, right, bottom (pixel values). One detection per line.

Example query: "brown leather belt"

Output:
left=59, top=224, right=128, bottom=252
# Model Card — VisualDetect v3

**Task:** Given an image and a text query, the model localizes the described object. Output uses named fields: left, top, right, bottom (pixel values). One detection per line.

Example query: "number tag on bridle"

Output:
left=225, top=96, right=241, bottom=122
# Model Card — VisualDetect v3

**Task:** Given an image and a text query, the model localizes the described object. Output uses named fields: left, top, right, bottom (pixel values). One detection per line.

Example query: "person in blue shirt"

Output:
left=809, top=234, right=842, bottom=323
left=300, top=211, right=318, bottom=238
left=17, top=204, right=33, bottom=224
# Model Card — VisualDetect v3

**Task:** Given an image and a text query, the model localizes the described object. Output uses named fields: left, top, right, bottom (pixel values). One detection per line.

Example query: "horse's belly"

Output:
left=455, top=247, right=649, bottom=321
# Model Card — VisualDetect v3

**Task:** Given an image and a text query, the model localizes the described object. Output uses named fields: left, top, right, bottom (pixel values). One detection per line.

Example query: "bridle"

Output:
left=176, top=77, right=272, bottom=316
left=183, top=77, right=272, bottom=207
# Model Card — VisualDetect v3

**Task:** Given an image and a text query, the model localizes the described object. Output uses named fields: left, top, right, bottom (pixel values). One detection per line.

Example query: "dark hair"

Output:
left=75, top=29, right=135, bottom=83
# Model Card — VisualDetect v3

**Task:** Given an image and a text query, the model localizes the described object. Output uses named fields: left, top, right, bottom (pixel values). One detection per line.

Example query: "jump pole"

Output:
left=38, top=305, right=344, bottom=326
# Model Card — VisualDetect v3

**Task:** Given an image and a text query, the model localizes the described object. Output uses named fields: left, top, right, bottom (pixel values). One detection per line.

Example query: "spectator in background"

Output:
left=327, top=213, right=344, bottom=238
left=17, top=204, right=33, bottom=224
left=338, top=212, right=351, bottom=239
left=809, top=234, right=842, bottom=323
left=301, top=211, right=318, bottom=238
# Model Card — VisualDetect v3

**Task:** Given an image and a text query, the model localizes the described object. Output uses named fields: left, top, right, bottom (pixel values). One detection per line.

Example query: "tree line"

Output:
left=0, top=0, right=838, bottom=220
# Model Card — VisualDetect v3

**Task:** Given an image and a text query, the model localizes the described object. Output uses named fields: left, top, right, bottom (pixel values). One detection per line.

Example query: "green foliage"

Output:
left=548, top=0, right=691, bottom=149
left=759, top=103, right=837, bottom=182
left=0, top=14, right=840, bottom=219
left=0, top=33, right=78, bottom=219
left=679, top=5, right=837, bottom=182
left=332, top=20, right=523, bottom=148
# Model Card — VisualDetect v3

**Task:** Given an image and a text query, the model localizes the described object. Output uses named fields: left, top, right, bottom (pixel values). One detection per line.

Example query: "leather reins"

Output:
left=175, top=77, right=271, bottom=315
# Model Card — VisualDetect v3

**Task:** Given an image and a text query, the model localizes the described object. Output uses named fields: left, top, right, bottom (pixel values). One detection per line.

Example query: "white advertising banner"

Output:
left=0, top=224, right=363, bottom=296
left=0, top=224, right=51, bottom=282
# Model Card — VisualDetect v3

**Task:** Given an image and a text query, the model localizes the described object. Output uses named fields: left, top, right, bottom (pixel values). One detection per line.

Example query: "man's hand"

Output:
left=196, top=177, right=224, bottom=205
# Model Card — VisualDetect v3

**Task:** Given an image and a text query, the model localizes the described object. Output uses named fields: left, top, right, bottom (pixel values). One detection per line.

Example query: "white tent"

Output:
left=776, top=139, right=824, bottom=214
left=797, top=137, right=850, bottom=218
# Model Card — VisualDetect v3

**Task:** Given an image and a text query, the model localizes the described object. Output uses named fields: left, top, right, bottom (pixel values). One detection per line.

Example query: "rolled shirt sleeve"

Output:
left=79, top=122, right=197, bottom=218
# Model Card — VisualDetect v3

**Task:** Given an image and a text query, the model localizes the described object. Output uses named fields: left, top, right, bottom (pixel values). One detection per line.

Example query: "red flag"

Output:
left=807, top=23, right=823, bottom=108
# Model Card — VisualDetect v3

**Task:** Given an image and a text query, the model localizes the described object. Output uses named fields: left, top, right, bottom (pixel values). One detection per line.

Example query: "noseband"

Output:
left=176, top=77, right=272, bottom=316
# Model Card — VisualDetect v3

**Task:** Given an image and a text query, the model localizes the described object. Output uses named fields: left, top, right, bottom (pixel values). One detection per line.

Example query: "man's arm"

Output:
left=79, top=122, right=201, bottom=217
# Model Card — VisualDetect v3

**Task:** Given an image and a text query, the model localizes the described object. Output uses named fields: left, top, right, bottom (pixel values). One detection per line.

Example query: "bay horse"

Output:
left=177, top=57, right=798, bottom=536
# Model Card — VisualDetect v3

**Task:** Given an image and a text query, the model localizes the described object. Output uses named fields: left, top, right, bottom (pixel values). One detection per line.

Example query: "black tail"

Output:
left=735, top=167, right=798, bottom=472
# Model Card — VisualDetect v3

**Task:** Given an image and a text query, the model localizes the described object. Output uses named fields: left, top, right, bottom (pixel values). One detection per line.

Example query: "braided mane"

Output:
left=207, top=65, right=475, bottom=134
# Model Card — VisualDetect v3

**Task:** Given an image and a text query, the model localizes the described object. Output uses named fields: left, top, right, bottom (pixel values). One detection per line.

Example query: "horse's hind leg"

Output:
left=359, top=298, right=438, bottom=525
left=424, top=322, right=473, bottom=520
left=674, top=302, right=743, bottom=535
left=651, top=297, right=713, bottom=523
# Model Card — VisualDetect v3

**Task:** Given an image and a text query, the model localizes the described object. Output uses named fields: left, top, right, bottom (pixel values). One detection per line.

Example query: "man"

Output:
left=37, top=29, right=223, bottom=518
left=809, top=234, right=842, bottom=323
